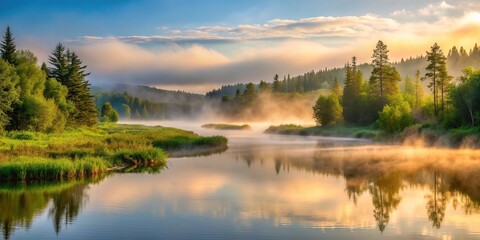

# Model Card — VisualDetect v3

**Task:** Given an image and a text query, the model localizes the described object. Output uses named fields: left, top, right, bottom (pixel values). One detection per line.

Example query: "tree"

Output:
left=48, top=44, right=97, bottom=126
left=121, top=103, right=131, bottom=119
left=414, top=70, right=424, bottom=109
left=313, top=94, right=342, bottom=126
left=424, top=43, right=449, bottom=117
left=0, top=59, right=20, bottom=131
left=332, top=77, right=341, bottom=96
left=100, top=102, right=119, bottom=122
left=370, top=40, right=390, bottom=98
left=272, top=74, right=280, bottom=92
left=378, top=95, right=414, bottom=133
left=1, top=26, right=16, bottom=65
left=449, top=67, right=480, bottom=127
left=404, top=76, right=415, bottom=95
left=258, top=80, right=269, bottom=93
left=243, top=82, right=255, bottom=99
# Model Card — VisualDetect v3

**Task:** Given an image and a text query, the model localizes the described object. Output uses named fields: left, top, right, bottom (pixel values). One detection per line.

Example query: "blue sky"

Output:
left=1, top=0, right=479, bottom=92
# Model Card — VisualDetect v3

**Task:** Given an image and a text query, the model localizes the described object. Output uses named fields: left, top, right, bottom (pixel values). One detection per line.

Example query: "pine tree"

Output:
left=332, top=77, right=341, bottom=96
left=424, top=43, right=449, bottom=117
left=1, top=26, right=17, bottom=65
left=48, top=43, right=97, bottom=126
left=370, top=40, right=390, bottom=98
left=414, top=70, right=424, bottom=109
left=272, top=74, right=280, bottom=92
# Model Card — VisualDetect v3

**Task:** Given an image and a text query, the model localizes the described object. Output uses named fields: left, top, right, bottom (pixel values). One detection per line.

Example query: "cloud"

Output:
left=75, top=39, right=356, bottom=92
left=418, top=1, right=455, bottom=16
left=65, top=1, right=480, bottom=93
left=390, top=9, right=411, bottom=17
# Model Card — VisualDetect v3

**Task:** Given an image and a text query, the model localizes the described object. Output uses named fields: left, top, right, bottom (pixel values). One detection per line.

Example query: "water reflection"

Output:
left=235, top=143, right=480, bottom=232
left=0, top=177, right=102, bottom=239
left=3, top=138, right=480, bottom=239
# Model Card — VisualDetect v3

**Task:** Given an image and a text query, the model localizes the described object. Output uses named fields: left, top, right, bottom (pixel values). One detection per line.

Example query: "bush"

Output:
left=113, top=148, right=168, bottom=166
left=378, top=95, right=414, bottom=133
left=313, top=94, right=342, bottom=126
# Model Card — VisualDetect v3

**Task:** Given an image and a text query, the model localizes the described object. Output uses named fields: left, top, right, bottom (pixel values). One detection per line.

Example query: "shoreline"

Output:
left=0, top=123, right=228, bottom=181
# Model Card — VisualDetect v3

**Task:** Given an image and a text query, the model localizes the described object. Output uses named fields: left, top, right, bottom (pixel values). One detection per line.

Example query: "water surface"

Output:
left=2, top=121, right=480, bottom=239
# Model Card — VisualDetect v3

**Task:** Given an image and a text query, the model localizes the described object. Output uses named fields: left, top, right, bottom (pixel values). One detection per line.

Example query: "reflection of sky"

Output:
left=10, top=124, right=480, bottom=239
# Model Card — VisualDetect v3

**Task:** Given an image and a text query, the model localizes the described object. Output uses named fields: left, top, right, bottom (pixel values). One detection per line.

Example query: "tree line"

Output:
left=0, top=27, right=97, bottom=132
left=206, top=43, right=480, bottom=101
left=313, top=40, right=480, bottom=133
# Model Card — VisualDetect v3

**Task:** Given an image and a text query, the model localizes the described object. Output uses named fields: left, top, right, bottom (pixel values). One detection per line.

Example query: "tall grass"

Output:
left=0, top=157, right=109, bottom=181
left=0, top=124, right=227, bottom=181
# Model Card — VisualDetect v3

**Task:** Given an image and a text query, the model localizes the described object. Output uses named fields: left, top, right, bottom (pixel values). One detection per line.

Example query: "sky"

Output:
left=1, top=0, right=480, bottom=93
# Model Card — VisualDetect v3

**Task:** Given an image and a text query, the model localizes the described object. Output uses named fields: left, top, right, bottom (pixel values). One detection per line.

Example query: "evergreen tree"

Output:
left=370, top=40, right=390, bottom=98
left=121, top=103, right=131, bottom=119
left=48, top=43, right=97, bottom=126
left=332, top=77, right=341, bottom=96
left=414, top=70, right=424, bottom=109
left=0, top=26, right=17, bottom=65
left=424, top=43, right=449, bottom=117
left=258, top=80, right=269, bottom=93
left=100, top=102, right=119, bottom=122
left=272, top=74, right=280, bottom=92
left=404, top=76, right=415, bottom=95
left=342, top=57, right=363, bottom=123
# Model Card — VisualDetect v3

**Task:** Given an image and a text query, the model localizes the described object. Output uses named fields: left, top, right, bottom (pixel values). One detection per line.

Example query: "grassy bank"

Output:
left=201, top=123, right=251, bottom=130
left=265, top=124, right=379, bottom=139
left=0, top=123, right=227, bottom=181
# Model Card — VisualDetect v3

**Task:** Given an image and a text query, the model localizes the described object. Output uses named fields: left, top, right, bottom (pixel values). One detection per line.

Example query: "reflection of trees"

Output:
left=345, top=178, right=368, bottom=205
left=369, top=173, right=402, bottom=232
left=0, top=177, right=103, bottom=239
left=425, top=172, right=449, bottom=229
left=235, top=146, right=480, bottom=232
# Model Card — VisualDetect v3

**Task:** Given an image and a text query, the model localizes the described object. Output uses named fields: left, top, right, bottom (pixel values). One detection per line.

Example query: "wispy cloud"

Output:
left=63, top=1, right=480, bottom=92
left=418, top=1, right=455, bottom=16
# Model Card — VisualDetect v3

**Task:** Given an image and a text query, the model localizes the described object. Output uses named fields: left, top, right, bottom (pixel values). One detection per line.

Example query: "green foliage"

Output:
left=0, top=59, right=20, bottom=132
left=378, top=95, right=414, bottom=133
left=424, top=43, right=451, bottom=117
left=100, top=102, right=119, bottom=123
left=0, top=157, right=109, bottom=181
left=152, top=135, right=227, bottom=150
left=0, top=124, right=226, bottom=180
left=313, top=94, right=342, bottom=126
left=0, top=26, right=17, bottom=65
left=95, top=91, right=166, bottom=119
left=201, top=123, right=251, bottom=130
left=370, top=40, right=390, bottom=98
left=264, top=124, right=304, bottom=135
left=449, top=67, right=480, bottom=127
left=113, top=148, right=167, bottom=166
left=342, top=57, right=364, bottom=123
left=48, top=43, right=97, bottom=127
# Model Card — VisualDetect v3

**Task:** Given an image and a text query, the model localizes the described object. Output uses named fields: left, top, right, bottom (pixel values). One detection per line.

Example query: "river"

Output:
left=2, top=121, right=480, bottom=239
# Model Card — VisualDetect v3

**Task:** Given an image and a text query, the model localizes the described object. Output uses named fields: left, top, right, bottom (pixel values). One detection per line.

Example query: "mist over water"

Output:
left=3, top=120, right=480, bottom=239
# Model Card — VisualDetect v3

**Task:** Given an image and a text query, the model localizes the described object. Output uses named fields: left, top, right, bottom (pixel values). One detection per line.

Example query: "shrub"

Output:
left=378, top=95, right=414, bottom=133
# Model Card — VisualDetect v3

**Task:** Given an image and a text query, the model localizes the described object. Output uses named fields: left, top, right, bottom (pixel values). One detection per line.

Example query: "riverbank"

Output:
left=0, top=123, right=227, bottom=181
left=264, top=124, right=379, bottom=139
left=264, top=123, right=480, bottom=148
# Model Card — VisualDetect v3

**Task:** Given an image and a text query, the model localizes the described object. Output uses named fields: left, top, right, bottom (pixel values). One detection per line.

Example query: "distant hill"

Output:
left=107, top=84, right=205, bottom=104
left=206, top=44, right=480, bottom=98
left=93, top=84, right=206, bottom=119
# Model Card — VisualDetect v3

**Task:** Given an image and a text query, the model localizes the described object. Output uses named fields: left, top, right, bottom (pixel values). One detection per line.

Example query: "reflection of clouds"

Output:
left=87, top=143, right=480, bottom=237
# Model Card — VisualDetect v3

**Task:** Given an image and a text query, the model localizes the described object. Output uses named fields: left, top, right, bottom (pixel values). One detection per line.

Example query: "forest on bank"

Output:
left=3, top=24, right=480, bottom=137
left=0, top=26, right=98, bottom=133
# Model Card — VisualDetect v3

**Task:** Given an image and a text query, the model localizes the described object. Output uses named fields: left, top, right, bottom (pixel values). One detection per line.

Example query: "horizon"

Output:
left=2, top=0, right=480, bottom=93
